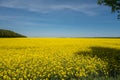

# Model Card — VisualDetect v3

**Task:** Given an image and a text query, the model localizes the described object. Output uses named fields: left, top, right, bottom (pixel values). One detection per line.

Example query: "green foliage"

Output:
left=0, top=29, right=26, bottom=38
left=98, top=0, right=120, bottom=19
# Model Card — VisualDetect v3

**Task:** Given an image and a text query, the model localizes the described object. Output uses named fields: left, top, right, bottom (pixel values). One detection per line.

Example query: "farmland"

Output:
left=0, top=38, right=120, bottom=80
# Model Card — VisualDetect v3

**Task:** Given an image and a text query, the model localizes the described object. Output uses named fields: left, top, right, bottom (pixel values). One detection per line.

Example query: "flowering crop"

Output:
left=0, top=38, right=120, bottom=80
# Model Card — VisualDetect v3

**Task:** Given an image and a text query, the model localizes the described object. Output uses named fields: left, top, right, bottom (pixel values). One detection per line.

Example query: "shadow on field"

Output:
left=75, top=46, right=120, bottom=78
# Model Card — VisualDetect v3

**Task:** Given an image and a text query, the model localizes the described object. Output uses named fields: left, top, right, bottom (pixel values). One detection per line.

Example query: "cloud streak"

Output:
left=0, top=0, right=100, bottom=16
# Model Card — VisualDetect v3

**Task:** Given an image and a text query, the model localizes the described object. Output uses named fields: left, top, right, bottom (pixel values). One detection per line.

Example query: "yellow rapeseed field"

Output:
left=0, top=38, right=120, bottom=80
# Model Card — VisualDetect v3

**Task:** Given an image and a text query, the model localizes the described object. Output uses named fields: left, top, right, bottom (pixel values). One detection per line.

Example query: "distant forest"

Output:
left=0, top=29, right=26, bottom=38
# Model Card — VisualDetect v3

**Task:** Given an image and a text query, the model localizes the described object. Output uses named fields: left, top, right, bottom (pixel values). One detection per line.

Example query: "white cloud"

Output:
left=0, top=0, right=100, bottom=16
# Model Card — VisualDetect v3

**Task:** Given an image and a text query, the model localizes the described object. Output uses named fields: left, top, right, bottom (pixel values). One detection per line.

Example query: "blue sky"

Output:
left=0, top=0, right=120, bottom=37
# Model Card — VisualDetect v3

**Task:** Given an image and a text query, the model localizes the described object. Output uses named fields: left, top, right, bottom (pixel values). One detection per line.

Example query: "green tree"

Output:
left=98, top=0, right=120, bottom=19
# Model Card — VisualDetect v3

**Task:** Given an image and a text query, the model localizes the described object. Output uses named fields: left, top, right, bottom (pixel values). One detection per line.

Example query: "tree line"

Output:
left=0, top=29, right=26, bottom=38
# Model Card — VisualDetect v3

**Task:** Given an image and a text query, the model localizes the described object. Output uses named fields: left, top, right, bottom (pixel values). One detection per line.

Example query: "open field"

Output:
left=0, top=38, right=120, bottom=80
